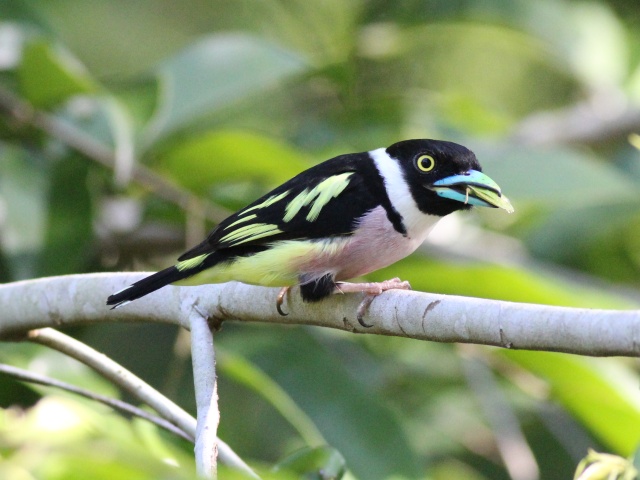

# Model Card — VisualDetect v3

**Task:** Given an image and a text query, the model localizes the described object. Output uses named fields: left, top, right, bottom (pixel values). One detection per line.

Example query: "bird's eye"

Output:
left=416, top=154, right=435, bottom=172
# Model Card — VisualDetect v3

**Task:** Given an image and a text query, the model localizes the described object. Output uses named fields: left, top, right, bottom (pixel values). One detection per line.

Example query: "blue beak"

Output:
left=430, top=170, right=514, bottom=212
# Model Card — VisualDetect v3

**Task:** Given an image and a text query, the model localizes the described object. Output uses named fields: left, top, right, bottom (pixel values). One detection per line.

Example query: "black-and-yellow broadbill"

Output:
left=107, top=139, right=513, bottom=325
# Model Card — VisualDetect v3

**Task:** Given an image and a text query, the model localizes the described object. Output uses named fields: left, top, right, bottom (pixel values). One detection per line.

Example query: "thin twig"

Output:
left=24, top=327, right=259, bottom=479
left=0, top=86, right=231, bottom=223
left=0, top=362, right=192, bottom=442
left=27, top=328, right=197, bottom=432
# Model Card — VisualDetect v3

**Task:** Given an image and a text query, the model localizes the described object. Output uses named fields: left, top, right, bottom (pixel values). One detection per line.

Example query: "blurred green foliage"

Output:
left=1, top=0, right=640, bottom=478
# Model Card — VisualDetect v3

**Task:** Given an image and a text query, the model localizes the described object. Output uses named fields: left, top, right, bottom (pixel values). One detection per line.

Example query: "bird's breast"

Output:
left=297, top=206, right=438, bottom=281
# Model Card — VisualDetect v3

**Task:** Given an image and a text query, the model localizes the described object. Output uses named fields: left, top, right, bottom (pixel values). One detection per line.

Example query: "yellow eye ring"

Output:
left=416, top=154, right=435, bottom=172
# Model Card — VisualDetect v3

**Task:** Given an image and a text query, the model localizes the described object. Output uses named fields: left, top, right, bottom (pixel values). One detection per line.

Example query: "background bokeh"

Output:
left=1, top=1, right=640, bottom=479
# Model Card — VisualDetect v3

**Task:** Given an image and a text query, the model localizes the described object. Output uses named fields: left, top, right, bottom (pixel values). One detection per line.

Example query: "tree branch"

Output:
left=0, top=273, right=639, bottom=357
left=190, top=309, right=220, bottom=479
left=513, top=90, right=640, bottom=146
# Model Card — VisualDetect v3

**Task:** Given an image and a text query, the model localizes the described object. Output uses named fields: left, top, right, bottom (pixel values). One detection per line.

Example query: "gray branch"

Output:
left=513, top=89, right=640, bottom=146
left=1, top=273, right=639, bottom=357
left=190, top=309, right=221, bottom=479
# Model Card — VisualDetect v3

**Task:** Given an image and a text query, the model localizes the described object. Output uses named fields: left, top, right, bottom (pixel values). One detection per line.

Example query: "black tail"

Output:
left=107, top=266, right=191, bottom=309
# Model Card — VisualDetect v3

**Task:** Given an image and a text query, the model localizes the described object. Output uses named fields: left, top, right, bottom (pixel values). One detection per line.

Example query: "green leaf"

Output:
left=274, top=446, right=346, bottom=480
left=0, top=394, right=196, bottom=480
left=477, top=143, right=640, bottom=268
left=502, top=351, right=640, bottom=456
left=223, top=327, right=423, bottom=480
left=633, top=444, right=640, bottom=472
left=261, top=0, right=358, bottom=64
left=0, top=143, right=49, bottom=279
left=219, top=350, right=326, bottom=446
left=525, top=203, right=640, bottom=261
left=156, top=130, right=311, bottom=194
left=563, top=2, right=628, bottom=87
left=0, top=2, right=51, bottom=33
left=38, top=155, right=93, bottom=276
left=143, top=34, right=308, bottom=145
left=437, top=93, right=512, bottom=136
left=477, top=146, right=639, bottom=208
left=18, top=39, right=96, bottom=107
left=389, top=22, right=574, bottom=117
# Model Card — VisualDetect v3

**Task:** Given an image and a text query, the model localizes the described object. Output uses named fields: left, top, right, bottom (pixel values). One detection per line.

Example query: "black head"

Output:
left=385, top=139, right=483, bottom=216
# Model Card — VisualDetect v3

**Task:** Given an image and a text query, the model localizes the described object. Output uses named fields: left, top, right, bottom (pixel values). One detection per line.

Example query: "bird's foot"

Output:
left=334, top=278, right=411, bottom=328
left=276, top=286, right=290, bottom=316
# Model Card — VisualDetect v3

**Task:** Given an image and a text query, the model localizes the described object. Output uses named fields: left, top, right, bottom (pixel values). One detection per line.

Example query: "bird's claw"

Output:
left=356, top=297, right=375, bottom=327
left=335, top=278, right=412, bottom=328
left=276, top=286, right=289, bottom=316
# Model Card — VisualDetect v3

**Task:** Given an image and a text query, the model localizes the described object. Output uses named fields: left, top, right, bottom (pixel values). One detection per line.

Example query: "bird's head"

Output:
left=386, top=139, right=514, bottom=217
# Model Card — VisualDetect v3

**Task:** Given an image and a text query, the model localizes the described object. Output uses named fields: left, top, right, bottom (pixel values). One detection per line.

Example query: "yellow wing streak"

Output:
left=239, top=190, right=290, bottom=217
left=220, top=223, right=282, bottom=246
left=176, top=253, right=210, bottom=271
left=283, top=173, right=353, bottom=223
left=283, top=188, right=311, bottom=222
left=225, top=214, right=257, bottom=230
left=307, top=173, right=353, bottom=221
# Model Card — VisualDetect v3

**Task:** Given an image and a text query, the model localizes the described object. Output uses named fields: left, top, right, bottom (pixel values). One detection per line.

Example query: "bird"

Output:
left=107, top=139, right=513, bottom=326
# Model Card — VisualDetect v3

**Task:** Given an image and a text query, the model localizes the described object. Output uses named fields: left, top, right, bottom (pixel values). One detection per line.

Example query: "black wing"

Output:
left=106, top=151, right=397, bottom=309
left=178, top=152, right=391, bottom=261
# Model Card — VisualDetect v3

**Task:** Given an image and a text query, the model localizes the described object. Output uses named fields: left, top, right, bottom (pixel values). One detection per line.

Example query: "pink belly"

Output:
left=297, top=206, right=436, bottom=281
